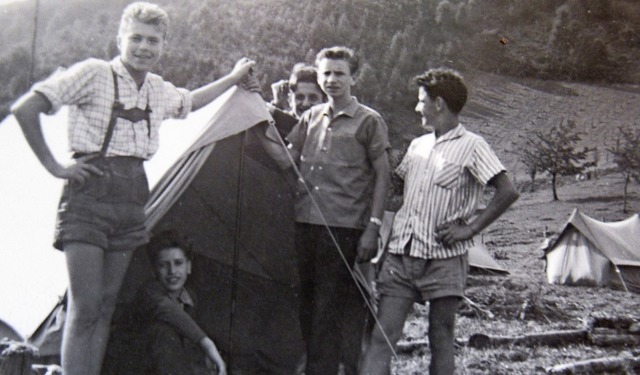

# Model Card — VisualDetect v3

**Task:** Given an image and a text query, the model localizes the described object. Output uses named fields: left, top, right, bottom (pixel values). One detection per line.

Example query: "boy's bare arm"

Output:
left=190, top=58, right=256, bottom=111
left=11, top=92, right=103, bottom=182
left=198, top=337, right=226, bottom=375
left=436, top=171, right=519, bottom=246
left=357, top=151, right=391, bottom=262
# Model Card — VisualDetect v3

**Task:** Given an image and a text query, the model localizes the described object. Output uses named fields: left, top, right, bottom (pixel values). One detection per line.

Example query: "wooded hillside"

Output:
left=1, top=0, right=639, bottom=162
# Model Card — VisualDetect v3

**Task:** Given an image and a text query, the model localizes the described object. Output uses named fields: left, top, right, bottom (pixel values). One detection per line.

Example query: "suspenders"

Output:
left=99, top=68, right=152, bottom=157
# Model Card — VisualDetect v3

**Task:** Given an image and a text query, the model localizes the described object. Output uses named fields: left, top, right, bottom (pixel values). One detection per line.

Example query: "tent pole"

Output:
left=29, top=0, right=40, bottom=86
left=227, top=130, right=247, bottom=370
left=613, top=264, right=630, bottom=294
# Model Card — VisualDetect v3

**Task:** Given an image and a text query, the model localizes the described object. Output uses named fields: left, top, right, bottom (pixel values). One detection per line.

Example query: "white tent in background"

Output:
left=543, top=209, right=640, bottom=293
left=0, top=319, right=23, bottom=342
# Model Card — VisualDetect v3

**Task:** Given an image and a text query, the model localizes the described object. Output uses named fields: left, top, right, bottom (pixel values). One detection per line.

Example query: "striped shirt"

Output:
left=387, top=125, right=505, bottom=259
left=31, top=57, right=192, bottom=159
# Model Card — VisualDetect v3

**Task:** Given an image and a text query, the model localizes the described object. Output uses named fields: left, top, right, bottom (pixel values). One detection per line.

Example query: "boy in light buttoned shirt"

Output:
left=360, top=68, right=519, bottom=375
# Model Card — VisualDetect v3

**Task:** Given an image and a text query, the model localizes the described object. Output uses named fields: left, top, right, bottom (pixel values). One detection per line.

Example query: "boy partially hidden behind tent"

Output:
left=133, top=229, right=225, bottom=375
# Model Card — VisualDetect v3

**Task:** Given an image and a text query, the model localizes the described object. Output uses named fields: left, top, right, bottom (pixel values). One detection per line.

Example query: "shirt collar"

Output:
left=175, top=288, right=195, bottom=307
left=321, top=97, right=359, bottom=119
left=110, top=57, right=147, bottom=87
left=436, top=124, right=466, bottom=144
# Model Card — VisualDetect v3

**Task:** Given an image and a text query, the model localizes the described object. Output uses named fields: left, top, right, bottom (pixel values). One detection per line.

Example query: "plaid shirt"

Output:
left=32, top=57, right=192, bottom=159
left=387, top=125, right=505, bottom=259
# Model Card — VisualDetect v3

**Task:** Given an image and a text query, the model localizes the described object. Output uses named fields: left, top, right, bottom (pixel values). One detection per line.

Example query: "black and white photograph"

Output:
left=0, top=1, right=639, bottom=374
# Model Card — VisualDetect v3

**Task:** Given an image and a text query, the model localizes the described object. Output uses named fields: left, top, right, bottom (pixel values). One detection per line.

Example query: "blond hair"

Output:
left=119, top=2, right=169, bottom=38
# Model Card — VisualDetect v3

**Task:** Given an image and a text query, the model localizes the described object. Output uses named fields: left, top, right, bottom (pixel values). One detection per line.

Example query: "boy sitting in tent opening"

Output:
left=132, top=229, right=225, bottom=375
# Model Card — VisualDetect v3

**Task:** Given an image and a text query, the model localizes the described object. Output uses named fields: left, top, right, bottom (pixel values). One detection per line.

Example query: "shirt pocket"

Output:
left=331, top=136, right=364, bottom=165
left=434, top=161, right=462, bottom=190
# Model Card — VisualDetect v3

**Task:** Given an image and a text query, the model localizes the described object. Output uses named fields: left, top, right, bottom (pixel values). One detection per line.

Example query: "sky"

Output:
left=0, top=99, right=217, bottom=337
left=0, top=0, right=28, bottom=6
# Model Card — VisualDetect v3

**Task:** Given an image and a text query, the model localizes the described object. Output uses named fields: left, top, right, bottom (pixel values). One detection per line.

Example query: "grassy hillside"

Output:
left=394, top=163, right=640, bottom=374
left=1, top=0, right=639, bottom=121
left=457, top=73, right=640, bottom=183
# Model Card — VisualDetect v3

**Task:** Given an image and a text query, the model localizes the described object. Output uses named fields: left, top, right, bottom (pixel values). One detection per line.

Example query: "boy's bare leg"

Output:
left=359, top=295, right=414, bottom=375
left=428, top=297, right=458, bottom=375
left=62, top=242, right=133, bottom=375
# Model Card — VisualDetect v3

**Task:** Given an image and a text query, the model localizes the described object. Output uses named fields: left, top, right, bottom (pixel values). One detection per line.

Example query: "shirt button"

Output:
left=310, top=166, right=314, bottom=170
left=318, top=166, right=323, bottom=170
left=314, top=186, right=320, bottom=190
left=322, top=147, right=327, bottom=151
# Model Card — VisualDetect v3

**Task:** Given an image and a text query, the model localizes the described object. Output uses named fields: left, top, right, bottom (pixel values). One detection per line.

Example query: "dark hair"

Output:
left=288, top=63, right=321, bottom=93
left=146, top=229, right=193, bottom=263
left=414, top=68, right=467, bottom=114
left=315, top=46, right=359, bottom=75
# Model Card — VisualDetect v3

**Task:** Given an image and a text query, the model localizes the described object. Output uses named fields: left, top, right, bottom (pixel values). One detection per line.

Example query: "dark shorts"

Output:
left=53, top=156, right=150, bottom=252
left=377, top=253, right=468, bottom=303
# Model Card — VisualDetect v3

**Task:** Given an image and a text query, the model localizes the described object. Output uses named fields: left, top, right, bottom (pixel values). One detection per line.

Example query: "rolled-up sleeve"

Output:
left=136, top=282, right=206, bottom=344
left=32, top=59, right=103, bottom=115
left=469, top=138, right=505, bottom=186
left=162, top=81, right=192, bottom=120
left=356, top=115, right=391, bottom=162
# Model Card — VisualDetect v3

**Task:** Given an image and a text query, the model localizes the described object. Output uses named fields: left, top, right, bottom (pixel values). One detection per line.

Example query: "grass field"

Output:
left=379, top=71, right=640, bottom=374
left=391, top=170, right=640, bottom=374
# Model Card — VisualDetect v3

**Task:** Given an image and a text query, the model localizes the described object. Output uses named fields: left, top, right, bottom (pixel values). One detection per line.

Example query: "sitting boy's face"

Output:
left=153, top=247, right=192, bottom=297
left=289, top=82, right=324, bottom=117
left=117, top=20, right=165, bottom=75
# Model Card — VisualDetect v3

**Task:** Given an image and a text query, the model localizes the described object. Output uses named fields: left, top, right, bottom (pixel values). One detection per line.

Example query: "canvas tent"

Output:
left=103, top=87, right=305, bottom=374
left=543, top=209, right=640, bottom=293
left=0, top=319, right=23, bottom=342
left=29, top=87, right=306, bottom=373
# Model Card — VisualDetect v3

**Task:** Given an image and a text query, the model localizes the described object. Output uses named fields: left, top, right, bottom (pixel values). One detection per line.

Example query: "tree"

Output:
left=608, top=126, right=640, bottom=213
left=520, top=119, right=592, bottom=201
left=519, top=149, right=538, bottom=193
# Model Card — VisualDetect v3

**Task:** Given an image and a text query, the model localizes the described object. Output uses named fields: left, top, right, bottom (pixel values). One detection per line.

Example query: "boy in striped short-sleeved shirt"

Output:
left=361, top=68, right=519, bottom=375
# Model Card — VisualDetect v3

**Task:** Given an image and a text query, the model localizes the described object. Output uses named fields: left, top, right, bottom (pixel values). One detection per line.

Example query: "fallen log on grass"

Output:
left=467, top=329, right=589, bottom=349
left=545, top=355, right=640, bottom=374
left=583, top=315, right=639, bottom=331
left=588, top=333, right=640, bottom=347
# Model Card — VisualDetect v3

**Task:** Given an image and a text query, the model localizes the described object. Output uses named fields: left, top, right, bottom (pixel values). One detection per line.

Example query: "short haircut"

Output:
left=315, top=46, right=359, bottom=75
left=119, top=2, right=169, bottom=38
left=414, top=68, right=467, bottom=114
left=288, top=63, right=322, bottom=93
left=146, top=229, right=193, bottom=264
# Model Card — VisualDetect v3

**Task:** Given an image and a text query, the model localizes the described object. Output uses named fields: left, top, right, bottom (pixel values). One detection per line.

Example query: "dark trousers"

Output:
left=296, top=223, right=369, bottom=375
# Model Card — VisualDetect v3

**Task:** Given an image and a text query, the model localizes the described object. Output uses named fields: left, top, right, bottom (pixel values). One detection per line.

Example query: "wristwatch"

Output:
left=369, top=217, right=382, bottom=226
